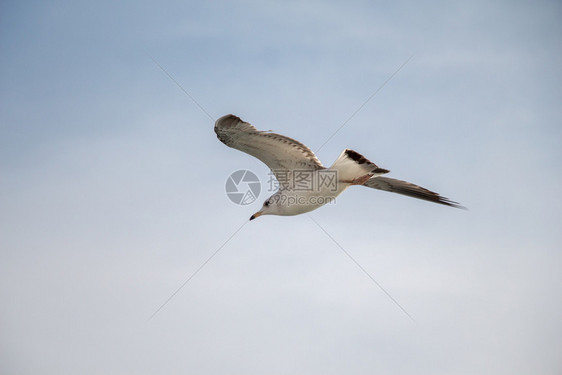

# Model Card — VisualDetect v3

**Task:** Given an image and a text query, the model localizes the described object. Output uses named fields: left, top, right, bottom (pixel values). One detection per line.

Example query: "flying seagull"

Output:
left=215, top=114, right=464, bottom=220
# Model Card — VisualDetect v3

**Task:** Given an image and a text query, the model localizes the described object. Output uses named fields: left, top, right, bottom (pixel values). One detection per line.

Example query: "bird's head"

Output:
left=250, top=195, right=281, bottom=220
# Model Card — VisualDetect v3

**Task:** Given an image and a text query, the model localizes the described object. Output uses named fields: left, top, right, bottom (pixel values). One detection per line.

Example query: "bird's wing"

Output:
left=363, top=176, right=465, bottom=209
left=215, top=114, right=324, bottom=185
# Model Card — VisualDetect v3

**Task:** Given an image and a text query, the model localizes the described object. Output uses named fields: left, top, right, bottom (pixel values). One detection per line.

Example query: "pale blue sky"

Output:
left=1, top=1, right=561, bottom=374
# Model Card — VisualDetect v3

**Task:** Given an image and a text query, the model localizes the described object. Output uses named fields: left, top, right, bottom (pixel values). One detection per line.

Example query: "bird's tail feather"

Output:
left=330, top=149, right=389, bottom=184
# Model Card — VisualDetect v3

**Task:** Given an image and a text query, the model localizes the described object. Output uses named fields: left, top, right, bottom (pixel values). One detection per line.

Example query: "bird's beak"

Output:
left=249, top=211, right=263, bottom=221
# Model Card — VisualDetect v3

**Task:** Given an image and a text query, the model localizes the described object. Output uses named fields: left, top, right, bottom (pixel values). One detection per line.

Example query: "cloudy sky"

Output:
left=1, top=1, right=561, bottom=374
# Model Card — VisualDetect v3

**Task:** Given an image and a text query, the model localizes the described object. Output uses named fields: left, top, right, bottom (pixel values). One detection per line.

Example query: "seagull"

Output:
left=215, top=114, right=464, bottom=220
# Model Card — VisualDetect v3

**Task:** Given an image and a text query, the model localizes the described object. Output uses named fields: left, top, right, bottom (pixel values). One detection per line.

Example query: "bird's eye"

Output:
left=264, top=200, right=270, bottom=207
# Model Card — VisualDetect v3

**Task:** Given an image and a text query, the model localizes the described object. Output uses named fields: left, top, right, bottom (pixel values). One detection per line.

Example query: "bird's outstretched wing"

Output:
left=215, top=114, right=324, bottom=183
left=363, top=176, right=465, bottom=209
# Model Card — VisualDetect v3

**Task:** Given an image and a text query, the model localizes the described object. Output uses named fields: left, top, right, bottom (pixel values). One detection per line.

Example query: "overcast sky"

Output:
left=1, top=1, right=561, bottom=374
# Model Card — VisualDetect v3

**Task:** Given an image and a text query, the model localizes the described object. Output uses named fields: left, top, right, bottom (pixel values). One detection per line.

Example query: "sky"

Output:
left=1, top=0, right=561, bottom=374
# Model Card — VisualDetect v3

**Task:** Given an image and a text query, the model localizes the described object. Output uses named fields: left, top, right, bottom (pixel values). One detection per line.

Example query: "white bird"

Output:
left=215, top=114, right=464, bottom=220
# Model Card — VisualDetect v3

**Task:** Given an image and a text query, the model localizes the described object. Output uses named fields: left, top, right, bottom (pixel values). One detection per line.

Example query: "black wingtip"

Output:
left=439, top=198, right=467, bottom=210
left=215, top=114, right=240, bottom=128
